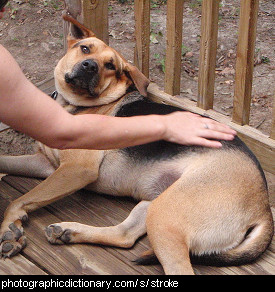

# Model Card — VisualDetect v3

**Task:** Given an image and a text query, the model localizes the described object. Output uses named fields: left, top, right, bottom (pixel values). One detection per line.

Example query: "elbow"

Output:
left=43, top=134, right=76, bottom=150
left=45, top=140, right=70, bottom=150
left=52, top=141, right=71, bottom=150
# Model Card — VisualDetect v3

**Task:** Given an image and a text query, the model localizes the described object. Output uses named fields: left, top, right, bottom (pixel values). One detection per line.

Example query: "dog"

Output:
left=0, top=14, right=273, bottom=275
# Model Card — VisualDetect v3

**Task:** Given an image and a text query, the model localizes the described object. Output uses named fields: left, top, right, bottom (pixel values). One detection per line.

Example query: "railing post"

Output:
left=82, top=0, right=109, bottom=44
left=197, top=0, right=220, bottom=110
left=134, top=0, right=150, bottom=78
left=164, top=0, right=184, bottom=96
left=232, top=0, right=259, bottom=125
left=63, top=0, right=109, bottom=47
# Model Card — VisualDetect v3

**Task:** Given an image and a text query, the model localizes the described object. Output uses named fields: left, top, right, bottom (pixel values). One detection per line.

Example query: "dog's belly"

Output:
left=86, top=150, right=187, bottom=201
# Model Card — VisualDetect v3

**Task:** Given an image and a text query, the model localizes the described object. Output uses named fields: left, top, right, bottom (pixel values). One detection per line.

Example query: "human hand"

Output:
left=161, top=111, right=236, bottom=148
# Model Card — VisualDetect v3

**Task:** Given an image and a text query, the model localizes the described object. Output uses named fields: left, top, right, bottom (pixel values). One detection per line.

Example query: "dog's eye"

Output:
left=105, top=62, right=116, bottom=70
left=81, top=46, right=90, bottom=54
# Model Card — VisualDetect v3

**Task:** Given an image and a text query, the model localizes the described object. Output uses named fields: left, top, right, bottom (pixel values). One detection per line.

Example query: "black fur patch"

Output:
left=115, top=92, right=267, bottom=186
left=116, top=92, right=207, bottom=161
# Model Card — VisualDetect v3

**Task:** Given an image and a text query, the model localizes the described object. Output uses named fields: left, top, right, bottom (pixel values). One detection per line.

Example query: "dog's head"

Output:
left=54, top=13, right=150, bottom=107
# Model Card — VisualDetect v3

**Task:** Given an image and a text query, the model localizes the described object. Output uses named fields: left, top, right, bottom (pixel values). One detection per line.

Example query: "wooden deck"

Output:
left=0, top=79, right=274, bottom=275
left=0, top=175, right=274, bottom=276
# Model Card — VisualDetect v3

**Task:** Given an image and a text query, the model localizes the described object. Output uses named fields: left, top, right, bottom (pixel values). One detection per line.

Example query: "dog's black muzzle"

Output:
left=65, top=59, right=100, bottom=97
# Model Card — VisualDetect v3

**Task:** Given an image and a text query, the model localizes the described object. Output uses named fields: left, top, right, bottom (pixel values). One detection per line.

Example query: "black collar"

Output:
left=49, top=90, right=58, bottom=100
left=48, top=90, right=90, bottom=114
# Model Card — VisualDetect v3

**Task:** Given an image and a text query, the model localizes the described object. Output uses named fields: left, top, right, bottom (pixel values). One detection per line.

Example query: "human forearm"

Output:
left=56, top=111, right=236, bottom=150
left=57, top=113, right=165, bottom=150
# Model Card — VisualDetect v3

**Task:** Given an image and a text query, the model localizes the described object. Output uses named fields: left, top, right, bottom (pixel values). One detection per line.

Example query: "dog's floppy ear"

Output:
left=62, top=12, right=96, bottom=44
left=124, top=63, right=150, bottom=97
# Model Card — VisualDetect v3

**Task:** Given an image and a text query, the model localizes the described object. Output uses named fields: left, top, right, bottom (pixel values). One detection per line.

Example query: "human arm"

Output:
left=66, top=111, right=235, bottom=150
left=0, top=45, right=236, bottom=150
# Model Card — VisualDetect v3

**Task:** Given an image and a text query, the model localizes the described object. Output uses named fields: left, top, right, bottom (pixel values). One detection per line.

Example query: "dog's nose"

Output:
left=81, top=59, right=98, bottom=73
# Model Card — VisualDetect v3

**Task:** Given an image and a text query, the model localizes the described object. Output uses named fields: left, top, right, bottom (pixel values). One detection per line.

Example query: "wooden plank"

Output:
left=148, top=83, right=275, bottom=174
left=0, top=255, right=47, bottom=275
left=232, top=0, right=259, bottom=125
left=134, top=0, right=150, bottom=78
left=63, top=0, right=82, bottom=51
left=36, top=77, right=55, bottom=93
left=63, top=0, right=109, bottom=49
left=197, top=0, right=220, bottom=110
left=82, top=0, right=109, bottom=44
left=164, top=0, right=184, bottom=96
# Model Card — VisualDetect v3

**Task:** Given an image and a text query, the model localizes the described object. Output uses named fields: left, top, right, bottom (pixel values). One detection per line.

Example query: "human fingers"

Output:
left=200, top=118, right=237, bottom=135
left=187, top=137, right=223, bottom=148
left=178, top=112, right=236, bottom=136
left=162, top=111, right=236, bottom=146
left=199, top=129, right=235, bottom=142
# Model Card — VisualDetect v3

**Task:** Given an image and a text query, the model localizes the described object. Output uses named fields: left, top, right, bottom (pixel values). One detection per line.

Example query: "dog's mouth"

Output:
left=65, top=59, right=100, bottom=97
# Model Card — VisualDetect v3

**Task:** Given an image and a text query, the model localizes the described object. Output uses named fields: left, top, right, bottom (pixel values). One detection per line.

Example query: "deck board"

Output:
left=0, top=255, right=47, bottom=275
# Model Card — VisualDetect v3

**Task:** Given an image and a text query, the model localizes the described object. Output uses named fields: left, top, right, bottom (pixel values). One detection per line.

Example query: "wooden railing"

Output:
left=65, top=0, right=274, bottom=174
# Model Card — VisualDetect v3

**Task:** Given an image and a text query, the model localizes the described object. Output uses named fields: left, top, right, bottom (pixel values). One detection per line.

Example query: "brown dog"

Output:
left=0, top=14, right=273, bottom=275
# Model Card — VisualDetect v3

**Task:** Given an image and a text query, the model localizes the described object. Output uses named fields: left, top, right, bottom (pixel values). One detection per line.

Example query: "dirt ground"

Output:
left=0, top=0, right=274, bottom=200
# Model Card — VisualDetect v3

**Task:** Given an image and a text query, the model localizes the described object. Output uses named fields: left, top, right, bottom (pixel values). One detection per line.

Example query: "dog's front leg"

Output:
left=0, top=152, right=56, bottom=178
left=0, top=150, right=103, bottom=258
left=45, top=200, right=151, bottom=248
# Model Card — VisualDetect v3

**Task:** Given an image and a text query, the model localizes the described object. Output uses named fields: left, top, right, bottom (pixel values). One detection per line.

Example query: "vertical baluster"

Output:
left=197, top=0, right=220, bottom=110
left=232, top=0, right=259, bottom=125
left=134, top=0, right=150, bottom=78
left=63, top=0, right=109, bottom=46
left=164, top=0, right=184, bottom=96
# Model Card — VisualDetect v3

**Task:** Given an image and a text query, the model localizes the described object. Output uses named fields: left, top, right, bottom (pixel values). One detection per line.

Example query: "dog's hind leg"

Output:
left=146, top=226, right=194, bottom=275
left=0, top=153, right=56, bottom=178
left=145, top=182, right=195, bottom=275
left=45, top=200, right=151, bottom=248
left=146, top=210, right=194, bottom=275
left=0, top=149, right=103, bottom=258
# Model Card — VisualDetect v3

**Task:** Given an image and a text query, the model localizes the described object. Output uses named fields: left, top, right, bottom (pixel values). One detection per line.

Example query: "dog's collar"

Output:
left=49, top=90, right=91, bottom=115
left=49, top=90, right=58, bottom=100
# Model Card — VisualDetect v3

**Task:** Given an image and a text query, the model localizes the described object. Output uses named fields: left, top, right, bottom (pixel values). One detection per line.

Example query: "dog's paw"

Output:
left=45, top=224, right=72, bottom=245
left=0, top=223, right=27, bottom=258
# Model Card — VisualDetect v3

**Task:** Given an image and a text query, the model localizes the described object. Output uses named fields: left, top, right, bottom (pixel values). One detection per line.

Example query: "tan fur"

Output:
left=146, top=151, right=273, bottom=274
left=0, top=15, right=273, bottom=274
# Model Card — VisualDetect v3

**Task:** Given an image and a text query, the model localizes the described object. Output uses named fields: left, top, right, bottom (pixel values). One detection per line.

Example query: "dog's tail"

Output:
left=135, top=216, right=274, bottom=267
left=133, top=249, right=157, bottom=265
left=192, top=216, right=274, bottom=267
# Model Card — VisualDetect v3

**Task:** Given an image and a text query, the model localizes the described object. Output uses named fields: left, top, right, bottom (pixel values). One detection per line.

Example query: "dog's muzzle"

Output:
left=65, top=59, right=100, bottom=97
